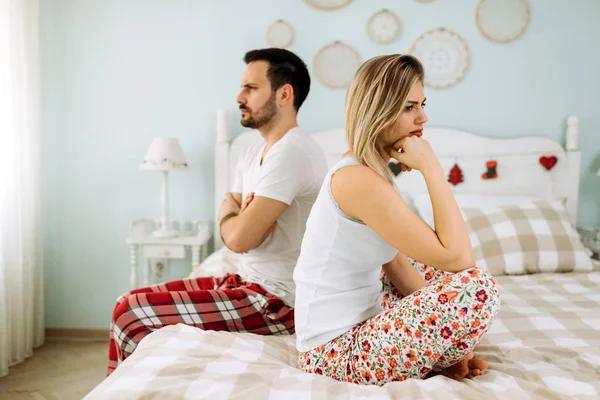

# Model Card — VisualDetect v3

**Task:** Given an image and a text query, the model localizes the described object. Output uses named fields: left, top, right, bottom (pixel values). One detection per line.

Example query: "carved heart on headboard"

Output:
left=388, top=161, right=402, bottom=176
left=539, top=155, right=558, bottom=171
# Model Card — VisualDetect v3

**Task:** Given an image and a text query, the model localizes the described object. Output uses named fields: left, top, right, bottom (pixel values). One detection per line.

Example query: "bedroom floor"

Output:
left=0, top=340, right=107, bottom=400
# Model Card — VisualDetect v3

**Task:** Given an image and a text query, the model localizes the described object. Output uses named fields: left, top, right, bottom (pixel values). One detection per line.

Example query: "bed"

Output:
left=85, top=112, right=600, bottom=399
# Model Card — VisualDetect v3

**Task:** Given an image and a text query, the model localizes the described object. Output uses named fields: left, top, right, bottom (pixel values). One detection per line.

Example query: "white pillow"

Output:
left=412, top=193, right=549, bottom=229
left=188, top=247, right=241, bottom=279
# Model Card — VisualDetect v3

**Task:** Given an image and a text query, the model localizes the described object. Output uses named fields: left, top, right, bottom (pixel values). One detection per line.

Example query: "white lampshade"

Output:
left=597, top=168, right=600, bottom=177
left=140, top=138, right=189, bottom=171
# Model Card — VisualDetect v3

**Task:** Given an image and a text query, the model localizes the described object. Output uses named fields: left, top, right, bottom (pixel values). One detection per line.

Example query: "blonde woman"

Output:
left=293, top=54, right=500, bottom=385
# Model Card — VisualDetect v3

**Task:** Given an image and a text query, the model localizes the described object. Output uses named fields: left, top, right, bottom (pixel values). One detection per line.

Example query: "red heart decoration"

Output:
left=539, top=155, right=558, bottom=171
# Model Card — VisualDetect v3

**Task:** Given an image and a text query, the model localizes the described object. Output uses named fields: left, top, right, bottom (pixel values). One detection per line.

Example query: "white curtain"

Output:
left=0, top=0, right=44, bottom=377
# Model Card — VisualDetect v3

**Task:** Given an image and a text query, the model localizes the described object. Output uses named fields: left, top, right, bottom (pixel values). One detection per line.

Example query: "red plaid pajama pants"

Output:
left=106, top=273, right=294, bottom=376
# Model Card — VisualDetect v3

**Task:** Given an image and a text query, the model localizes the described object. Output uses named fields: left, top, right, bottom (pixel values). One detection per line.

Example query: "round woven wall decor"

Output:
left=304, top=0, right=351, bottom=11
left=410, top=28, right=470, bottom=89
left=266, top=20, right=294, bottom=48
left=314, top=41, right=361, bottom=89
left=476, top=0, right=530, bottom=43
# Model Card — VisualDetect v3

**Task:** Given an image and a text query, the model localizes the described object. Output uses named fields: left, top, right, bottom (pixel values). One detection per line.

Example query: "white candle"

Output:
left=566, top=115, right=579, bottom=151
left=216, top=109, right=228, bottom=142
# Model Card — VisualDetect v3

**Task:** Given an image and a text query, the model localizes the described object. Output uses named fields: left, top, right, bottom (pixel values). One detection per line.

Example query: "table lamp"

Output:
left=139, top=138, right=188, bottom=238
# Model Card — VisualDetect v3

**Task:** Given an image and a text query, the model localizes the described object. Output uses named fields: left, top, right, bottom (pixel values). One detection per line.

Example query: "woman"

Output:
left=293, top=54, right=500, bottom=386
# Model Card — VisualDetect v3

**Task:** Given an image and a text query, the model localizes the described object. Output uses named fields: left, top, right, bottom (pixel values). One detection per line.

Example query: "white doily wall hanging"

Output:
left=304, top=0, right=351, bottom=11
left=410, top=28, right=470, bottom=89
left=314, top=41, right=361, bottom=89
left=476, top=0, right=530, bottom=43
left=367, top=9, right=402, bottom=45
left=266, top=20, right=294, bottom=48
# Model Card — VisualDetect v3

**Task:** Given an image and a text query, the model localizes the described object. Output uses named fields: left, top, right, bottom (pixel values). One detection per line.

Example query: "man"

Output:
left=106, top=48, right=328, bottom=376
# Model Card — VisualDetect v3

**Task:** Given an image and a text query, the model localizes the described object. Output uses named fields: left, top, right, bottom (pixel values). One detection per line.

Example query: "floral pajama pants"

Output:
left=298, top=260, right=501, bottom=386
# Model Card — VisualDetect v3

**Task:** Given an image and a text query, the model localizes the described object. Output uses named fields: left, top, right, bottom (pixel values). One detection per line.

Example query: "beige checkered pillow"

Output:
left=462, top=200, right=593, bottom=276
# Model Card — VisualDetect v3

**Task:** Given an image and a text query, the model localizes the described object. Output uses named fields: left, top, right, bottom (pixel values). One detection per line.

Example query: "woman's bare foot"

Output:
left=466, top=356, right=488, bottom=379
left=440, top=352, right=489, bottom=381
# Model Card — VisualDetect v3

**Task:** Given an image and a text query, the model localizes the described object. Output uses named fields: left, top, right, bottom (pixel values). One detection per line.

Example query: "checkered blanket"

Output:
left=85, top=272, right=600, bottom=400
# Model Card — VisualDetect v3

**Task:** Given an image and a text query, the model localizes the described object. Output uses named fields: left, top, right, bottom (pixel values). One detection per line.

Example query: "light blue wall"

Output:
left=41, top=0, right=600, bottom=329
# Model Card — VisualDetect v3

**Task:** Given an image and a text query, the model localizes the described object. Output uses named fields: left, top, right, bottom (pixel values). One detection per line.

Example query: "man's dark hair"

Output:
left=243, top=48, right=311, bottom=112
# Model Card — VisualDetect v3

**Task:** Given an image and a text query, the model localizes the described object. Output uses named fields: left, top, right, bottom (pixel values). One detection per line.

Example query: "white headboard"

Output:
left=214, top=111, right=581, bottom=249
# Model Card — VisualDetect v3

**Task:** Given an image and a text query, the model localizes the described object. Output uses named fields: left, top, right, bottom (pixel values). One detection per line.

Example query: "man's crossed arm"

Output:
left=218, top=192, right=288, bottom=253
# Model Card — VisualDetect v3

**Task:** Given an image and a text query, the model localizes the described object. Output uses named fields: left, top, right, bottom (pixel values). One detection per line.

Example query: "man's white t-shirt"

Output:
left=231, top=127, right=328, bottom=307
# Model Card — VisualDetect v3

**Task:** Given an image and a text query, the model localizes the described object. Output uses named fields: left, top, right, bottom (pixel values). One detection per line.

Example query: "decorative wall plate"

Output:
left=266, top=20, right=294, bottom=48
left=476, top=0, right=530, bottom=43
left=314, top=41, right=360, bottom=89
left=303, top=0, right=351, bottom=11
left=410, top=28, right=470, bottom=89
left=367, top=9, right=401, bottom=44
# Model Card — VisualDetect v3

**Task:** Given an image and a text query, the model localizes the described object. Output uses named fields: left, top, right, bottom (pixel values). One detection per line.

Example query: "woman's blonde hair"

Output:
left=344, top=54, right=424, bottom=184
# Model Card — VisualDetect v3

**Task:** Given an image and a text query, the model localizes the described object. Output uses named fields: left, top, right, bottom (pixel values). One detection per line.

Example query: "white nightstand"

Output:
left=126, top=218, right=211, bottom=289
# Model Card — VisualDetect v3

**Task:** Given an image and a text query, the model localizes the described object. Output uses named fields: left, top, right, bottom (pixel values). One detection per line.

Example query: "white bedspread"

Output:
left=85, top=272, right=600, bottom=400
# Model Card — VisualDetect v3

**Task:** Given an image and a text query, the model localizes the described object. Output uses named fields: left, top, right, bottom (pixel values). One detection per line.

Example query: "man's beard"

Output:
left=240, top=93, right=277, bottom=129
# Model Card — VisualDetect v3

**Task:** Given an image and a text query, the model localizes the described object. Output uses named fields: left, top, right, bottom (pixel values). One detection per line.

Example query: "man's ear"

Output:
left=278, top=83, right=294, bottom=107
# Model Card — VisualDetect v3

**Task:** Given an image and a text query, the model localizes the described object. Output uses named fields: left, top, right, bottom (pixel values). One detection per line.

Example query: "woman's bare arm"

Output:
left=331, top=163, right=474, bottom=272
left=382, top=252, right=426, bottom=296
